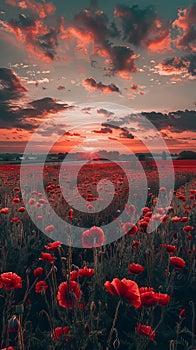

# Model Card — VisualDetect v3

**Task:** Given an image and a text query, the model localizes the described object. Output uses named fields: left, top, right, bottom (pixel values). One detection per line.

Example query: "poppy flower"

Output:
left=122, top=222, right=138, bottom=236
left=28, top=198, right=35, bottom=205
left=35, top=281, right=48, bottom=294
left=45, top=225, right=55, bottom=233
left=136, top=324, right=155, bottom=341
left=0, top=272, right=22, bottom=290
left=104, top=278, right=141, bottom=308
left=44, top=241, right=62, bottom=250
left=180, top=217, right=189, bottom=223
left=39, top=252, right=56, bottom=264
left=183, top=225, right=194, bottom=233
left=11, top=217, right=20, bottom=224
left=78, top=267, right=95, bottom=277
left=70, top=270, right=79, bottom=281
left=18, top=207, right=25, bottom=213
left=140, top=291, right=157, bottom=307
left=1, top=347, right=15, bottom=350
left=128, top=263, right=144, bottom=274
left=0, top=207, right=9, bottom=214
left=34, top=267, right=44, bottom=277
left=82, top=226, right=104, bottom=248
left=57, top=281, right=81, bottom=309
left=170, top=257, right=186, bottom=269
left=163, top=244, right=177, bottom=255
left=53, top=326, right=70, bottom=343
left=12, top=198, right=20, bottom=204
left=156, top=293, right=170, bottom=306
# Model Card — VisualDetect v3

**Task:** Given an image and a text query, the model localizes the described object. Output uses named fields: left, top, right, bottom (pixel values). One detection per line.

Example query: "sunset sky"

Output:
left=0, top=0, right=195, bottom=154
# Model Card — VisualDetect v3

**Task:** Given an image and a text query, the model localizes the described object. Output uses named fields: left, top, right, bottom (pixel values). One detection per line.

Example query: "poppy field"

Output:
left=0, top=160, right=196, bottom=350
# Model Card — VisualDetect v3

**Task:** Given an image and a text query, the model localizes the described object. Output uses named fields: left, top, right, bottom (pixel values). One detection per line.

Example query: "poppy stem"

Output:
left=106, top=299, right=121, bottom=350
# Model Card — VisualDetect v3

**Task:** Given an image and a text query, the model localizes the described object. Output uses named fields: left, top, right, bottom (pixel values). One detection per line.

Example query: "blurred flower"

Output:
left=128, top=263, right=144, bottom=274
left=57, top=281, right=81, bottom=308
left=104, top=278, right=141, bottom=308
left=170, top=257, right=186, bottom=269
left=45, top=225, right=55, bottom=233
left=18, top=207, right=25, bottom=213
left=35, top=281, right=48, bottom=294
left=163, top=244, right=177, bottom=255
left=0, top=272, right=22, bottom=290
left=82, top=226, right=104, bottom=248
left=136, top=324, right=155, bottom=341
left=122, top=222, right=138, bottom=235
left=183, top=225, right=194, bottom=233
left=53, top=326, right=70, bottom=343
left=44, top=241, right=62, bottom=250
left=78, top=267, right=95, bottom=277
left=33, top=267, right=44, bottom=277
left=39, top=252, right=56, bottom=264
left=0, top=207, right=9, bottom=214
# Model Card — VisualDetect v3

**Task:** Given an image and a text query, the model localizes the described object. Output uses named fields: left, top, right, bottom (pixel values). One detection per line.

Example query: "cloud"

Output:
left=97, top=108, right=114, bottom=118
left=5, top=0, right=56, bottom=19
left=0, top=69, right=73, bottom=131
left=59, top=8, right=138, bottom=77
left=0, top=14, right=59, bottom=61
left=173, top=3, right=196, bottom=51
left=141, top=110, right=196, bottom=133
left=0, top=67, right=27, bottom=101
left=83, top=78, right=121, bottom=93
left=92, top=127, right=113, bottom=134
left=155, top=54, right=196, bottom=78
left=114, top=4, right=171, bottom=52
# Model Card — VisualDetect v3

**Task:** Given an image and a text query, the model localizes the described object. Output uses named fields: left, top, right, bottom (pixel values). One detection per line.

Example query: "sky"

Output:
left=0, top=0, right=195, bottom=154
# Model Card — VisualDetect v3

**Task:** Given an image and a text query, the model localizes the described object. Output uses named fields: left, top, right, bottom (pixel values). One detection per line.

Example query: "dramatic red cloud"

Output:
left=6, top=0, right=56, bottom=19
left=114, top=4, right=172, bottom=52
left=155, top=55, right=196, bottom=79
left=0, top=15, right=58, bottom=61
left=83, top=78, right=121, bottom=94
left=173, top=4, right=196, bottom=51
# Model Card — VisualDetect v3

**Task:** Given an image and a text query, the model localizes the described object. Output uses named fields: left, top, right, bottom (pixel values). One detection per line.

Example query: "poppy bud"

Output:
left=8, top=315, right=19, bottom=333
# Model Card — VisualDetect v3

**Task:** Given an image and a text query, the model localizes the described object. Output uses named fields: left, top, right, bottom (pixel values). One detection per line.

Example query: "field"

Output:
left=0, top=160, right=195, bottom=350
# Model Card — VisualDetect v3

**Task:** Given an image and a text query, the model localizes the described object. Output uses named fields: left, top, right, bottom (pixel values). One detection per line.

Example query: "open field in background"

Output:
left=0, top=160, right=195, bottom=349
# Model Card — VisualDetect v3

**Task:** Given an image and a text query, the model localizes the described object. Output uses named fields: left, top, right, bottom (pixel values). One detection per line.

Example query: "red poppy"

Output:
left=35, top=281, right=48, bottom=294
left=104, top=278, right=141, bottom=308
left=82, top=226, right=104, bottom=248
left=128, top=263, right=144, bottom=274
left=170, top=257, right=186, bottom=269
left=0, top=208, right=9, bottom=214
left=57, top=281, right=81, bottom=308
left=140, top=291, right=157, bottom=307
left=136, top=324, right=155, bottom=341
left=44, top=241, right=62, bottom=250
left=39, top=252, right=56, bottom=264
left=34, top=267, right=44, bottom=277
left=122, top=222, right=138, bottom=236
left=11, top=217, right=20, bottom=224
left=1, top=347, right=15, bottom=350
left=180, top=217, right=189, bottom=222
left=0, top=272, right=22, bottom=290
left=163, top=244, right=177, bottom=255
left=12, top=198, right=20, bottom=204
left=78, top=267, right=95, bottom=277
left=18, top=207, right=25, bottom=213
left=45, top=225, right=55, bottom=233
left=70, top=270, right=79, bottom=281
left=156, top=293, right=170, bottom=306
left=183, top=225, right=194, bottom=233
left=53, top=326, right=70, bottom=343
